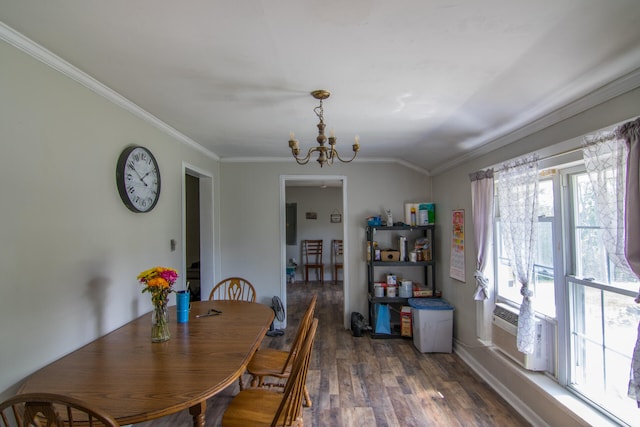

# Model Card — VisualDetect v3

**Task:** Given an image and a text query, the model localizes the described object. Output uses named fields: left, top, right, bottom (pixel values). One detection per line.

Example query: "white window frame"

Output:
left=492, top=160, right=639, bottom=425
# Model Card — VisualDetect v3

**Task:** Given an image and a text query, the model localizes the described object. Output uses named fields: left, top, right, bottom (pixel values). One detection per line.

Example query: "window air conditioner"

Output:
left=492, top=303, right=548, bottom=371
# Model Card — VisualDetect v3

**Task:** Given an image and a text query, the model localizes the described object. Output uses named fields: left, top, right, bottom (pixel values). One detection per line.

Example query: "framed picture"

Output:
left=330, top=213, right=342, bottom=223
left=449, top=209, right=465, bottom=282
left=305, top=212, right=317, bottom=220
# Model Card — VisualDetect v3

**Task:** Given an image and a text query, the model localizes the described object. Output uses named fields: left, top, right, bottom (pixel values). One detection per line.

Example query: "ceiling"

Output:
left=2, top=1, right=640, bottom=174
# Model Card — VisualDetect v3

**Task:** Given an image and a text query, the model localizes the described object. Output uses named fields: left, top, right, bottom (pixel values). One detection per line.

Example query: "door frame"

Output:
left=183, top=162, right=215, bottom=301
left=279, top=174, right=349, bottom=330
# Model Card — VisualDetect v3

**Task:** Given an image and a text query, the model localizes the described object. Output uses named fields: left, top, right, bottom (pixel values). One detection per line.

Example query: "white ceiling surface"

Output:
left=2, top=1, right=640, bottom=173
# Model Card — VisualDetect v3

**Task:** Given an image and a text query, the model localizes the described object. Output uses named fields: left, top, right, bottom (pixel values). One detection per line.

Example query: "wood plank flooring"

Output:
left=132, top=281, right=530, bottom=427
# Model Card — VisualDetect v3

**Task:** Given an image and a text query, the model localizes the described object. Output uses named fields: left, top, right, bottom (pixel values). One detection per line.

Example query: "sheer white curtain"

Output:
left=497, top=156, right=538, bottom=354
left=615, top=118, right=640, bottom=407
left=583, top=132, right=631, bottom=276
left=469, top=169, right=494, bottom=301
left=584, top=117, right=640, bottom=407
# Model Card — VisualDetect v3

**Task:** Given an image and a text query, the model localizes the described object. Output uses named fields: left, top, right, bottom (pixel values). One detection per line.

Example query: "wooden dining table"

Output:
left=18, top=300, right=274, bottom=427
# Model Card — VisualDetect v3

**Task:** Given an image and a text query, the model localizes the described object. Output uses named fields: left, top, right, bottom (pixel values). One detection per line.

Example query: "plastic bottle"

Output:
left=410, top=207, right=416, bottom=226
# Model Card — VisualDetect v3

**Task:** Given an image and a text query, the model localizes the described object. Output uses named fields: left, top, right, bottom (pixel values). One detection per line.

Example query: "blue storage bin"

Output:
left=408, top=298, right=454, bottom=310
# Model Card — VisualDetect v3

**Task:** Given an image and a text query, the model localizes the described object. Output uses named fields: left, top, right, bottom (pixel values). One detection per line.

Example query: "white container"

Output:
left=410, top=299, right=454, bottom=353
left=399, top=281, right=412, bottom=298
left=398, top=236, right=407, bottom=261
left=374, top=284, right=384, bottom=297
left=386, top=286, right=397, bottom=297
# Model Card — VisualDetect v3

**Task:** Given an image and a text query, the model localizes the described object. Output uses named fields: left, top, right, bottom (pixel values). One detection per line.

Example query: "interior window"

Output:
left=566, top=170, right=639, bottom=425
left=495, top=177, right=556, bottom=318
left=570, top=172, right=639, bottom=291
left=492, top=154, right=640, bottom=426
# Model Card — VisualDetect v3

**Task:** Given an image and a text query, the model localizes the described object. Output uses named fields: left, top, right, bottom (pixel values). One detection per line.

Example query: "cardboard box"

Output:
left=413, top=285, right=433, bottom=297
left=380, top=250, right=400, bottom=262
left=401, top=306, right=412, bottom=337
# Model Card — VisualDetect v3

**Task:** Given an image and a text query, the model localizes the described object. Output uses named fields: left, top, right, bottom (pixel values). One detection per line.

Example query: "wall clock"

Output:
left=116, top=146, right=161, bottom=212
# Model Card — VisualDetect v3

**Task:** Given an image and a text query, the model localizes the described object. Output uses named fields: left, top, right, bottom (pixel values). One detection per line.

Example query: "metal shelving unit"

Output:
left=366, top=224, right=436, bottom=338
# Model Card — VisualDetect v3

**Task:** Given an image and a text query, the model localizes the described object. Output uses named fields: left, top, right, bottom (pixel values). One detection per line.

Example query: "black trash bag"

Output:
left=351, top=312, right=366, bottom=337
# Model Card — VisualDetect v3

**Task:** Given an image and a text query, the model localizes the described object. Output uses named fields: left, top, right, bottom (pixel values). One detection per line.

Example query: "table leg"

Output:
left=189, top=401, right=206, bottom=427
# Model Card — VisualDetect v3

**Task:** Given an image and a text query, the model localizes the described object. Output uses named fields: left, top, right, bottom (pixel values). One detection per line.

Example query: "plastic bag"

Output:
left=375, top=304, right=391, bottom=334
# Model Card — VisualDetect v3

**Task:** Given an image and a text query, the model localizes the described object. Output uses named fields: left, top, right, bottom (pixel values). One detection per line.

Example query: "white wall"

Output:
left=219, top=162, right=432, bottom=323
left=0, top=40, right=219, bottom=399
left=431, top=85, right=640, bottom=426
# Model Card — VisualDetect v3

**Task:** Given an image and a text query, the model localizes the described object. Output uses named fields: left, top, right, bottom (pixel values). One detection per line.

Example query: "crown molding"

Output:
left=0, top=22, right=219, bottom=161
left=431, top=67, right=640, bottom=175
left=220, top=156, right=431, bottom=176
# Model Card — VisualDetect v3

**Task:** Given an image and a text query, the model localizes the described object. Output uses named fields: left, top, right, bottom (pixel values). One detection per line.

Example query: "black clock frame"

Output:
left=116, top=145, right=161, bottom=213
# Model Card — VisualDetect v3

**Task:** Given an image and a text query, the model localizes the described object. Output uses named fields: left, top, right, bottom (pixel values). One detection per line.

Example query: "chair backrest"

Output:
left=272, top=318, right=318, bottom=427
left=303, top=240, right=323, bottom=265
left=209, top=277, right=256, bottom=302
left=331, top=239, right=343, bottom=265
left=0, top=392, right=120, bottom=427
left=279, top=295, right=317, bottom=375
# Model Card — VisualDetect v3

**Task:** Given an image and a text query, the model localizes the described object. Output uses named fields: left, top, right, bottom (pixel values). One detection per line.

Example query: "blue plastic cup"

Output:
left=176, top=290, right=190, bottom=323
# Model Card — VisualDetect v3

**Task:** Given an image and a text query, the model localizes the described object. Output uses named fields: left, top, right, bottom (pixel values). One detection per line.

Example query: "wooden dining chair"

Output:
left=222, top=318, right=318, bottom=427
left=331, top=239, right=343, bottom=285
left=302, top=240, right=324, bottom=284
left=209, top=277, right=256, bottom=302
left=0, top=392, right=120, bottom=426
left=245, top=295, right=317, bottom=406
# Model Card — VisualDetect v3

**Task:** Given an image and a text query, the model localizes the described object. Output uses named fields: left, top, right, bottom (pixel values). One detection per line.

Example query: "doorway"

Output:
left=280, top=175, right=349, bottom=329
left=184, top=164, right=214, bottom=302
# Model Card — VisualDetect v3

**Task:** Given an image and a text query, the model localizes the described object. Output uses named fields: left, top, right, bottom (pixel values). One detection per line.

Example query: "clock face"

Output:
left=116, top=146, right=161, bottom=212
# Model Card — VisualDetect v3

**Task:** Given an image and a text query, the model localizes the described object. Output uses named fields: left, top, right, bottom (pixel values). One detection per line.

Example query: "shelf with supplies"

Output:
left=366, top=224, right=437, bottom=339
left=370, top=261, right=433, bottom=267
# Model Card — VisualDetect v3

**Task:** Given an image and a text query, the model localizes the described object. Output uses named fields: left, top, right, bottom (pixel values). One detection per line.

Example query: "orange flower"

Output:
left=147, top=277, right=169, bottom=288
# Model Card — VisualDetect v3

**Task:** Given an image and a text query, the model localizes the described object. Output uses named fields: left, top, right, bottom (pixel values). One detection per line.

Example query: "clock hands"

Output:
left=131, top=167, right=148, bottom=187
left=132, top=166, right=156, bottom=188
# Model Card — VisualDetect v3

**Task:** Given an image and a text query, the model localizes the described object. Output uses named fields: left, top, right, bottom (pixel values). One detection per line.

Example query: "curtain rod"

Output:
left=538, top=146, right=583, bottom=162
left=483, top=145, right=583, bottom=175
left=487, top=115, right=639, bottom=172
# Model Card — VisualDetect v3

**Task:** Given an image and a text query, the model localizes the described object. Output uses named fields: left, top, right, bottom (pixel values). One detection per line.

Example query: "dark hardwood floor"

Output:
left=133, top=281, right=530, bottom=427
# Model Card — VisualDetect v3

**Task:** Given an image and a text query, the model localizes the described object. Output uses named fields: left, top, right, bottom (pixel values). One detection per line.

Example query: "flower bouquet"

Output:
left=137, top=266, right=179, bottom=342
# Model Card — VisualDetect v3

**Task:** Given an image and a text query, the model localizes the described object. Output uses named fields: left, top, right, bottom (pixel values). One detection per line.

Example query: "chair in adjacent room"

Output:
left=0, top=392, right=120, bottom=427
left=209, top=277, right=256, bottom=302
left=221, top=318, right=318, bottom=427
left=245, top=295, right=317, bottom=406
left=302, top=239, right=324, bottom=284
left=331, top=239, right=343, bottom=285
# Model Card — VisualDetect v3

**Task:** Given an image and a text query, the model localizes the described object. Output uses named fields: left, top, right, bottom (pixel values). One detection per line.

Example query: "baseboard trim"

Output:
left=454, top=343, right=549, bottom=427
left=454, top=342, right=622, bottom=427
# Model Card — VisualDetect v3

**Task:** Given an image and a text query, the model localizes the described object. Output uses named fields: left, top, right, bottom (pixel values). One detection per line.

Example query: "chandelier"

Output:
left=288, top=90, right=360, bottom=167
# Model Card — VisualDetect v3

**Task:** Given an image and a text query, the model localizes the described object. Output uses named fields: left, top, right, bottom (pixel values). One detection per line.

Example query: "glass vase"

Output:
left=151, top=303, right=170, bottom=343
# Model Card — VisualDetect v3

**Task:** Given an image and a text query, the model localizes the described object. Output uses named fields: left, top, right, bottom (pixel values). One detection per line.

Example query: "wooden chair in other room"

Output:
left=221, top=318, right=318, bottom=427
left=331, top=239, right=343, bottom=285
left=209, top=277, right=256, bottom=302
left=302, top=239, right=324, bottom=284
left=0, top=392, right=120, bottom=427
left=245, top=295, right=317, bottom=406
